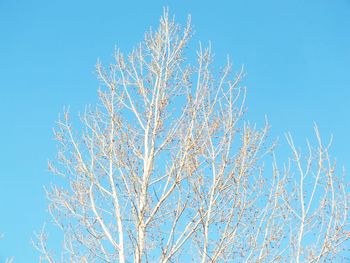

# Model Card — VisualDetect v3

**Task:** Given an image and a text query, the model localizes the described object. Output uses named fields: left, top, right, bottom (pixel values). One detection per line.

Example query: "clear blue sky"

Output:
left=0, top=0, right=349, bottom=261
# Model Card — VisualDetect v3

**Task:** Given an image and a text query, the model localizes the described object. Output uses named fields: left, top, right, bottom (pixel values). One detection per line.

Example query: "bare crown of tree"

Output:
left=34, top=9, right=350, bottom=263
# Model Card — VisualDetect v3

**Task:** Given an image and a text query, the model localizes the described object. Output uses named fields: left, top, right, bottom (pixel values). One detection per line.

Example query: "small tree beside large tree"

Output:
left=35, top=10, right=350, bottom=262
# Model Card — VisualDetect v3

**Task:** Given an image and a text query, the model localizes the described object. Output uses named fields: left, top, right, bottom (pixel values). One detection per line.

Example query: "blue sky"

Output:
left=0, top=0, right=349, bottom=261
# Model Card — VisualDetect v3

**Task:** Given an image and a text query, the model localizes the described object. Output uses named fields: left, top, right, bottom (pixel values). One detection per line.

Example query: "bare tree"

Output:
left=35, top=10, right=350, bottom=262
